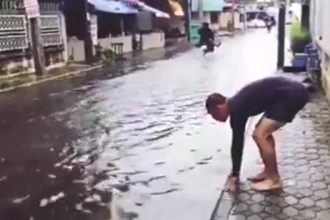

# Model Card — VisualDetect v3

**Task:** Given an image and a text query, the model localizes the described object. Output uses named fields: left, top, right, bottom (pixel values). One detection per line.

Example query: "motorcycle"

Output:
left=198, top=39, right=221, bottom=55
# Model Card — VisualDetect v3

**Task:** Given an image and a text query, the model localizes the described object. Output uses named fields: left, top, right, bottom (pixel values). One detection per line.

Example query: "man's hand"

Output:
left=226, top=174, right=239, bottom=193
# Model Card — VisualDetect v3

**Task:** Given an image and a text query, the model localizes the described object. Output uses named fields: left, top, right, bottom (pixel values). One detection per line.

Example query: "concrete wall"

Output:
left=169, top=18, right=186, bottom=34
left=67, top=35, right=133, bottom=62
left=310, top=0, right=330, bottom=100
left=67, top=32, right=165, bottom=62
left=99, top=36, right=133, bottom=54
left=67, top=39, right=85, bottom=62
left=219, top=12, right=242, bottom=30
left=141, top=32, right=165, bottom=50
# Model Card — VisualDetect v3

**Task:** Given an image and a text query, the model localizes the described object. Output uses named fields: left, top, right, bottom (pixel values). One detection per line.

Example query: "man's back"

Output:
left=199, top=27, right=214, bottom=42
left=229, top=77, right=308, bottom=124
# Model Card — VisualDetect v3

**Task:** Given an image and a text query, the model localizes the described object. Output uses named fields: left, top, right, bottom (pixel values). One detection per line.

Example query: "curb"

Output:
left=209, top=189, right=235, bottom=220
left=0, top=64, right=103, bottom=94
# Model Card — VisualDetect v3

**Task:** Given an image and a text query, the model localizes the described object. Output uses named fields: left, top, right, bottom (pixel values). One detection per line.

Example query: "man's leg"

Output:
left=251, top=117, right=284, bottom=191
left=248, top=125, right=276, bottom=182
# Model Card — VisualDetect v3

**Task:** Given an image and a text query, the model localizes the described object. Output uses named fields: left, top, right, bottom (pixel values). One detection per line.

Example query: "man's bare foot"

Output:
left=250, top=178, right=282, bottom=191
left=248, top=171, right=267, bottom=182
left=226, top=175, right=239, bottom=193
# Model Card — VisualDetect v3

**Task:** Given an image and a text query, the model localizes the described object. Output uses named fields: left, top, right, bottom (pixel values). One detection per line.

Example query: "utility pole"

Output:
left=198, top=0, right=203, bottom=22
left=83, top=0, right=94, bottom=63
left=184, top=0, right=191, bottom=41
left=30, top=17, right=46, bottom=76
left=24, top=0, right=46, bottom=76
left=277, top=5, right=286, bottom=69
left=242, top=0, right=247, bottom=30
left=231, top=0, right=235, bottom=31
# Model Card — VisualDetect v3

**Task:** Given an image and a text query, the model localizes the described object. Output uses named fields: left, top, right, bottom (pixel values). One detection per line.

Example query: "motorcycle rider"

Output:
left=197, top=22, right=216, bottom=54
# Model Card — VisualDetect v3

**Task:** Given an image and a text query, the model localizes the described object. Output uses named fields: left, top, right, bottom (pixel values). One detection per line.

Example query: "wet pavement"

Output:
left=213, top=90, right=330, bottom=220
left=0, top=29, right=278, bottom=220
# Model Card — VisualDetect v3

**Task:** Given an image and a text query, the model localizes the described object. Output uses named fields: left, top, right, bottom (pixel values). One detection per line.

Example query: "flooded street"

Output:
left=0, top=29, right=277, bottom=220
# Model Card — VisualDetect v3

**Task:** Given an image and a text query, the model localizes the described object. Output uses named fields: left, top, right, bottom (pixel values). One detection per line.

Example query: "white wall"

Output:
left=311, top=0, right=330, bottom=56
left=67, top=35, right=133, bottom=62
left=219, top=12, right=242, bottom=30
left=67, top=40, right=85, bottom=62
left=310, top=0, right=330, bottom=101
left=141, top=32, right=165, bottom=50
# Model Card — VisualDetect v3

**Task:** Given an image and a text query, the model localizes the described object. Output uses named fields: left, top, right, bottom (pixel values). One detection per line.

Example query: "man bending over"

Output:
left=205, top=77, right=309, bottom=191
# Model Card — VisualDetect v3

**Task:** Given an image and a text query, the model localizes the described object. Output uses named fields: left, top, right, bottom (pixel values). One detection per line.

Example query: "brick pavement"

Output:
left=212, top=92, right=330, bottom=220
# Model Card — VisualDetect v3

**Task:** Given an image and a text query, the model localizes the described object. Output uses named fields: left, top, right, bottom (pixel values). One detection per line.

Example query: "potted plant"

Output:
left=290, top=21, right=311, bottom=53
left=290, top=20, right=311, bottom=67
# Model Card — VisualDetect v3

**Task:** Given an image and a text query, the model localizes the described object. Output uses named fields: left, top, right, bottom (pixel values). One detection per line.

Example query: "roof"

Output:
left=88, top=0, right=170, bottom=18
left=123, top=0, right=170, bottom=18
left=88, top=0, right=138, bottom=14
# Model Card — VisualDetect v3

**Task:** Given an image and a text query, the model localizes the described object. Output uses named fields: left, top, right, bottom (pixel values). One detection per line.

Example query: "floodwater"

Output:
left=0, top=29, right=277, bottom=220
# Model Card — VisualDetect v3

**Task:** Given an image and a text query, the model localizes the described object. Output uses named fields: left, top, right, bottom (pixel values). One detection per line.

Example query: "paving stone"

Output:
left=234, top=203, right=249, bottom=212
left=297, top=181, right=311, bottom=188
left=251, top=194, right=265, bottom=203
left=314, top=190, right=329, bottom=199
left=317, top=210, right=330, bottom=219
left=265, top=205, right=281, bottom=215
left=283, top=207, right=298, bottom=217
left=213, top=95, right=330, bottom=220
left=285, top=196, right=298, bottom=205
left=313, top=182, right=327, bottom=190
left=245, top=199, right=255, bottom=205
left=241, top=210, right=253, bottom=217
left=277, top=213, right=288, bottom=220
left=229, top=215, right=246, bottom=220
left=238, top=193, right=250, bottom=201
left=259, top=213, right=269, bottom=218
left=293, top=203, right=305, bottom=210
left=300, top=209, right=316, bottom=218
left=300, top=198, right=315, bottom=207
left=285, top=187, right=298, bottom=195
left=299, top=188, right=314, bottom=197
left=311, top=205, right=322, bottom=213
left=264, top=217, right=278, bottom=220
left=316, top=199, right=330, bottom=209
left=250, top=204, right=263, bottom=214
left=247, top=215, right=262, bottom=220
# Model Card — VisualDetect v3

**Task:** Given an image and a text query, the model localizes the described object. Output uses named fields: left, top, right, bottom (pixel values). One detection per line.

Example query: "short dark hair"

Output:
left=205, top=93, right=227, bottom=113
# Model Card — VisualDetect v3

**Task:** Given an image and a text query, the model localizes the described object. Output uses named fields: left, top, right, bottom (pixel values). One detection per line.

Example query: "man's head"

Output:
left=202, top=22, right=209, bottom=28
left=205, top=93, right=230, bottom=122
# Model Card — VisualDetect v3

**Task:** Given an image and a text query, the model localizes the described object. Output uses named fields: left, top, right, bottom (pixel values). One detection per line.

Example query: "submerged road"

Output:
left=0, top=29, right=277, bottom=220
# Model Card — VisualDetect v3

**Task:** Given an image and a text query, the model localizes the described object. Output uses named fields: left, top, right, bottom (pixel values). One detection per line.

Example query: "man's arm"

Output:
left=230, top=117, right=247, bottom=177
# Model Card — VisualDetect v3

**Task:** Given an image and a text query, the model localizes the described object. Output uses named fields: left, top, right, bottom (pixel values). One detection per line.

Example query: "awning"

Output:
left=123, top=0, right=170, bottom=18
left=88, top=0, right=138, bottom=14
left=168, top=0, right=184, bottom=17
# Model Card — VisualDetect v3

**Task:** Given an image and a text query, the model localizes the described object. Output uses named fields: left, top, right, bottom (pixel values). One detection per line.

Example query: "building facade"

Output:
left=0, top=0, right=67, bottom=76
left=310, top=0, right=330, bottom=100
left=190, top=0, right=225, bottom=29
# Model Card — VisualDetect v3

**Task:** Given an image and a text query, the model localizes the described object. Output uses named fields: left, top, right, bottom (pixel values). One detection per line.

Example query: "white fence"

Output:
left=0, top=14, right=63, bottom=53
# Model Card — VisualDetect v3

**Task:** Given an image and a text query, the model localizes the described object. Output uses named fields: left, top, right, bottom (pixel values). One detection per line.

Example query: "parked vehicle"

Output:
left=246, top=10, right=269, bottom=28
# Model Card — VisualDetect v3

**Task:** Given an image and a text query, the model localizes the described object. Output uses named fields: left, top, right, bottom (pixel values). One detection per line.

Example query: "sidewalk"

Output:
left=212, top=87, right=330, bottom=219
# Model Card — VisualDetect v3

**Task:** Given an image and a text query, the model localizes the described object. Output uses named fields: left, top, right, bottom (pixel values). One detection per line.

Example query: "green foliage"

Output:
left=290, top=20, right=311, bottom=53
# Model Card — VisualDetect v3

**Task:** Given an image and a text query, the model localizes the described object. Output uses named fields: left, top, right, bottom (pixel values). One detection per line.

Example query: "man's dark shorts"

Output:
left=264, top=88, right=309, bottom=123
